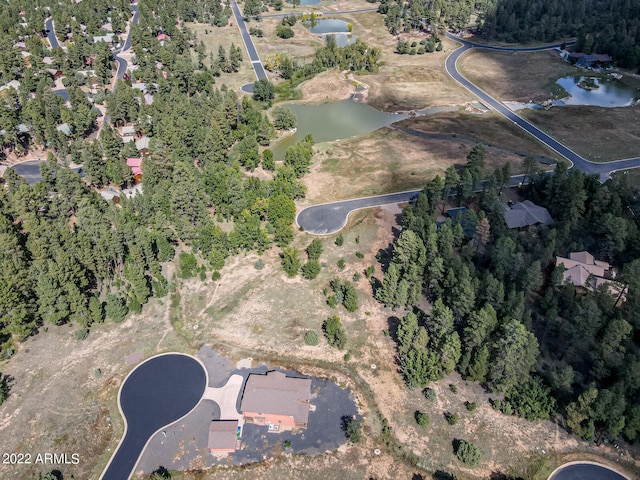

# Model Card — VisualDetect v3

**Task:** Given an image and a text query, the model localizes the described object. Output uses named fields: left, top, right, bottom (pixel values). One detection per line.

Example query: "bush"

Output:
left=211, top=271, right=221, bottom=281
left=415, top=411, right=430, bottom=428
left=409, top=48, right=417, bottom=55
left=436, top=42, right=443, bottom=51
left=74, top=327, right=90, bottom=340
left=276, top=25, right=294, bottom=39
left=262, top=149, right=275, bottom=170
left=423, top=387, right=437, bottom=401
left=178, top=252, right=198, bottom=279
left=105, top=294, right=128, bottom=323
left=455, top=439, right=481, bottom=466
left=465, top=401, right=477, bottom=412
left=445, top=412, right=459, bottom=425
left=280, top=247, right=301, bottom=277
left=307, top=238, right=323, bottom=260
left=342, top=416, right=362, bottom=443
left=327, top=295, right=338, bottom=308
left=249, top=26, right=263, bottom=36
left=335, top=234, right=344, bottom=246
left=355, top=251, right=364, bottom=259
left=410, top=41, right=417, bottom=47
left=301, top=260, right=321, bottom=279
left=323, top=315, right=347, bottom=349
left=352, top=272, right=361, bottom=282
left=304, top=330, right=319, bottom=346
left=343, top=352, right=351, bottom=361
left=364, top=265, right=375, bottom=278
left=449, top=384, right=458, bottom=393
left=254, top=259, right=265, bottom=270
left=337, top=258, right=346, bottom=270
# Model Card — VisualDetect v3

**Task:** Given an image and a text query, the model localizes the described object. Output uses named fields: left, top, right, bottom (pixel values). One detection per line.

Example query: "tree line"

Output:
left=376, top=145, right=640, bottom=443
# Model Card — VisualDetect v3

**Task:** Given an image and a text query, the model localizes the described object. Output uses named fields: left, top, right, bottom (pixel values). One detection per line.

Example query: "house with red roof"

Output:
left=126, top=157, right=142, bottom=183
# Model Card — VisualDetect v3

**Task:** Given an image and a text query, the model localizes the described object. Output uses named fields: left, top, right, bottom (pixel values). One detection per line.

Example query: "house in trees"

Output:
left=240, top=371, right=312, bottom=433
left=504, top=200, right=553, bottom=230
left=135, top=136, right=151, bottom=155
left=93, top=33, right=114, bottom=44
left=126, top=157, right=142, bottom=183
left=156, top=33, right=171, bottom=46
left=556, top=251, right=627, bottom=301
left=568, top=52, right=612, bottom=68
left=120, top=125, right=136, bottom=142
left=208, top=420, right=239, bottom=455
left=0, top=80, right=21, bottom=95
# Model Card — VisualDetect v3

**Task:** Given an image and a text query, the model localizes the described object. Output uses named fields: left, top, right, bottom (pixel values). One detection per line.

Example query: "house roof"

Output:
left=563, top=264, right=592, bottom=287
left=240, top=371, right=311, bottom=425
left=135, top=136, right=151, bottom=151
left=504, top=200, right=554, bottom=229
left=121, top=125, right=136, bottom=135
left=0, top=80, right=21, bottom=92
left=208, top=420, right=238, bottom=450
left=569, top=251, right=594, bottom=265
left=126, top=157, right=142, bottom=176
left=156, top=33, right=172, bottom=41
left=93, top=33, right=114, bottom=43
left=445, top=207, right=467, bottom=219
left=556, top=257, right=605, bottom=277
left=56, top=123, right=71, bottom=136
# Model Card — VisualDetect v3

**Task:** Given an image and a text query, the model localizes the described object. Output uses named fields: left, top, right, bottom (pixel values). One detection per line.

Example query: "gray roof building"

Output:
left=504, top=200, right=553, bottom=229
left=208, top=420, right=238, bottom=453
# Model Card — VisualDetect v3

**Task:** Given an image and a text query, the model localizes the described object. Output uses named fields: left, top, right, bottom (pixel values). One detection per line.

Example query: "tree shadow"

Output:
left=386, top=315, right=401, bottom=342
left=432, top=471, right=456, bottom=480
left=150, top=466, right=171, bottom=479
left=490, top=472, right=524, bottom=480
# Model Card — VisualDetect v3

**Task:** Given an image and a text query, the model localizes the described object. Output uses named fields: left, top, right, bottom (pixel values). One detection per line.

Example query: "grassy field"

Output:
left=301, top=111, right=564, bottom=204
left=458, top=48, right=640, bottom=162
left=185, top=22, right=256, bottom=92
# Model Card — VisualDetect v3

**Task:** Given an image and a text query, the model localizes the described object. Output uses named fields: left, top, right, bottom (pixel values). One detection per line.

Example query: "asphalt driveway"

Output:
left=101, top=354, right=207, bottom=480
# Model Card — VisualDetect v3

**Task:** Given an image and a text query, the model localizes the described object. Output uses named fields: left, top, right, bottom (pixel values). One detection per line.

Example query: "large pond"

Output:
left=307, top=18, right=350, bottom=34
left=272, top=100, right=409, bottom=159
left=556, top=76, right=638, bottom=107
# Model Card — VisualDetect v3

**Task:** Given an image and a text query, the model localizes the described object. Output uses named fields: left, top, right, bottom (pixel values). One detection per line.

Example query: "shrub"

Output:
left=355, top=251, right=364, bottom=259
left=178, top=252, right=198, bottom=279
left=364, top=265, right=375, bottom=278
left=327, top=295, right=338, bottom=308
left=465, top=401, right=477, bottom=412
left=337, top=258, right=346, bottom=270
left=455, top=440, right=481, bottom=466
left=211, top=271, right=221, bottom=281
left=449, top=384, right=458, bottom=393
left=417, top=46, right=426, bottom=54
left=410, top=41, right=417, bottom=47
left=352, top=272, right=361, bottom=282
left=262, top=149, right=275, bottom=170
left=423, top=387, right=436, bottom=401
left=343, top=416, right=362, bottom=443
left=249, top=26, right=263, bottom=36
left=276, top=25, right=294, bottom=39
left=323, top=315, right=347, bottom=349
left=254, top=259, right=265, bottom=270
left=335, top=234, right=344, bottom=246
left=445, top=412, right=459, bottom=425
left=301, top=260, right=321, bottom=279
left=105, top=294, right=128, bottom=323
left=281, top=247, right=301, bottom=277
left=74, top=328, right=90, bottom=340
left=409, top=48, right=417, bottom=55
left=415, top=411, right=430, bottom=428
left=307, top=238, right=323, bottom=260
left=304, top=330, right=319, bottom=346
left=284, top=439, right=292, bottom=448
left=436, top=42, right=443, bottom=51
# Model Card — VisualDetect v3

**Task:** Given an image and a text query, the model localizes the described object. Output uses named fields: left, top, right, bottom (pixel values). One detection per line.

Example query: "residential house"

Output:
left=568, top=52, right=612, bottom=68
left=126, top=157, right=142, bottom=183
left=156, top=33, right=171, bottom=46
left=240, top=371, right=312, bottom=433
left=56, top=123, right=72, bottom=136
left=0, top=80, right=21, bottom=95
left=208, top=420, right=239, bottom=455
left=556, top=251, right=627, bottom=301
left=120, top=125, right=136, bottom=143
left=504, top=200, right=553, bottom=230
left=135, top=136, right=151, bottom=155
left=93, top=33, right=114, bottom=44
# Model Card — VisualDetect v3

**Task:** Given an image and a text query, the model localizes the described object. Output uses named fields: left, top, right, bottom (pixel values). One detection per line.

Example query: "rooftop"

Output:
left=208, top=420, right=238, bottom=451
left=504, top=200, right=553, bottom=229
left=240, top=371, right=311, bottom=425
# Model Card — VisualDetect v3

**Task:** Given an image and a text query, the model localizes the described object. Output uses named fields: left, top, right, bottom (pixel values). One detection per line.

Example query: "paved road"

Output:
left=100, top=354, right=207, bottom=480
left=296, top=190, right=420, bottom=234
left=44, top=17, right=59, bottom=49
left=444, top=32, right=640, bottom=180
left=229, top=0, right=268, bottom=82
left=549, top=462, right=628, bottom=480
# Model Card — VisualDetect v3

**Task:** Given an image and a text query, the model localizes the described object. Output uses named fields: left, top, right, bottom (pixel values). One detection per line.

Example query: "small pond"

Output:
left=289, top=0, right=321, bottom=5
left=272, top=100, right=409, bottom=159
left=556, top=76, right=638, bottom=107
left=307, top=18, right=350, bottom=34
left=323, top=32, right=356, bottom=47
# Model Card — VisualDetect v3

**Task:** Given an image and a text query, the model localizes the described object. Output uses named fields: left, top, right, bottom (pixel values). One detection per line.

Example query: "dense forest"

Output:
left=376, top=146, right=640, bottom=443
left=0, top=0, right=334, bottom=355
left=482, top=0, right=640, bottom=69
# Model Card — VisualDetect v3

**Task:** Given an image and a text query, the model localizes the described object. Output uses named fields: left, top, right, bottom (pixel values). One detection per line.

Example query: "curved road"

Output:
left=298, top=34, right=640, bottom=234
left=45, top=17, right=59, bottom=49
left=444, top=32, right=640, bottom=180
left=548, top=462, right=628, bottom=480
left=100, top=353, right=207, bottom=480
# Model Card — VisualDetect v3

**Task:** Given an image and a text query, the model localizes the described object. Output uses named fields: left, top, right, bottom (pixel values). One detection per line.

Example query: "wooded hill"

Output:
left=482, top=0, right=640, bottom=70
left=376, top=145, right=640, bottom=443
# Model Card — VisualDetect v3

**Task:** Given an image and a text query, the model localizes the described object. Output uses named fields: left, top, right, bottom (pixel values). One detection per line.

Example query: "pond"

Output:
left=271, top=100, right=409, bottom=160
left=556, top=75, right=639, bottom=107
left=322, top=33, right=356, bottom=47
left=289, top=0, right=321, bottom=5
left=307, top=18, right=350, bottom=34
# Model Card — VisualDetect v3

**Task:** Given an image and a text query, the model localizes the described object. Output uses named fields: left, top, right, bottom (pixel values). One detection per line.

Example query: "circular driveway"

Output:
left=549, top=462, right=628, bottom=480
left=101, top=353, right=207, bottom=480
